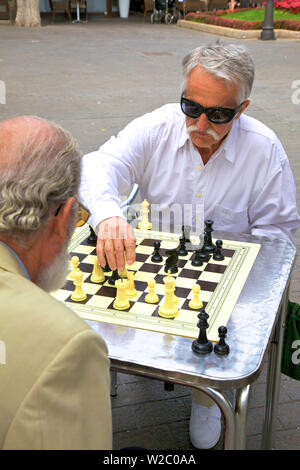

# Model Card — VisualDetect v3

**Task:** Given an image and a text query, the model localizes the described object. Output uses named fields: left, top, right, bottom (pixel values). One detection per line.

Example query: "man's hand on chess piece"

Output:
left=97, top=216, right=136, bottom=271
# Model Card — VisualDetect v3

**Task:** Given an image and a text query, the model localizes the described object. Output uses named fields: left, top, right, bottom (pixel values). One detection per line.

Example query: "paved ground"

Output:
left=1, top=13, right=300, bottom=450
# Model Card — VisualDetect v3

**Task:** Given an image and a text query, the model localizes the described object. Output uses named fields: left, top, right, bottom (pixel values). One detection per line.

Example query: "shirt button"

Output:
left=197, top=165, right=202, bottom=171
left=197, top=192, right=202, bottom=198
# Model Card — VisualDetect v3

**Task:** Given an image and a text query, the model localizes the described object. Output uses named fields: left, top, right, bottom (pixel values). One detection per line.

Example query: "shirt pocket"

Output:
left=213, top=204, right=250, bottom=233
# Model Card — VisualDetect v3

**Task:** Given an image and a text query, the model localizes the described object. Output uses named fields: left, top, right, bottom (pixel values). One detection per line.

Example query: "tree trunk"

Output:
left=15, top=0, right=41, bottom=26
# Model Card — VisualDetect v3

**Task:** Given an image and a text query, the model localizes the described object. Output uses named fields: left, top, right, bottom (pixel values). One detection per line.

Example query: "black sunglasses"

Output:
left=180, top=94, right=244, bottom=124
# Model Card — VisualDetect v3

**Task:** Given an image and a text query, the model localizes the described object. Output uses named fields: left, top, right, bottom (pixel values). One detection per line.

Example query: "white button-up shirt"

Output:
left=80, top=103, right=300, bottom=244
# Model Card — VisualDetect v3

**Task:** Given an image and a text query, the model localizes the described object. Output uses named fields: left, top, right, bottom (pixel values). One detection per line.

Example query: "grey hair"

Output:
left=0, top=116, right=81, bottom=237
left=182, top=42, right=255, bottom=105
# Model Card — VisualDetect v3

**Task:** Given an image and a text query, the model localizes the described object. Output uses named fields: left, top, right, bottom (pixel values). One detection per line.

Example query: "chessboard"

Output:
left=52, top=224, right=260, bottom=342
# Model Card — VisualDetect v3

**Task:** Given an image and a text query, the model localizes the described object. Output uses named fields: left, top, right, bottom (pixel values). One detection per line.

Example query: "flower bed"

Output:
left=274, top=0, right=300, bottom=14
left=185, top=7, right=300, bottom=30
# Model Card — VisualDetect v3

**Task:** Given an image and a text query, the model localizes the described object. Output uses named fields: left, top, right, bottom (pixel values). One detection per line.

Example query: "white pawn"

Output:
left=188, top=284, right=203, bottom=310
left=145, top=279, right=159, bottom=304
left=70, top=255, right=80, bottom=279
left=126, top=271, right=137, bottom=298
left=71, top=270, right=87, bottom=302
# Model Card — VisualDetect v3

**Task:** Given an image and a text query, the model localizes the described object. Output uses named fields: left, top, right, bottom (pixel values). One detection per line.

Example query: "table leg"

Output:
left=192, top=386, right=236, bottom=449
left=262, top=284, right=289, bottom=449
left=72, top=1, right=87, bottom=23
left=234, top=385, right=250, bottom=449
left=110, top=369, right=118, bottom=397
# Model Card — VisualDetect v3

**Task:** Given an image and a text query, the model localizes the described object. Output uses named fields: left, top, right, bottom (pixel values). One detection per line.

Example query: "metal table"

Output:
left=86, top=231, right=296, bottom=450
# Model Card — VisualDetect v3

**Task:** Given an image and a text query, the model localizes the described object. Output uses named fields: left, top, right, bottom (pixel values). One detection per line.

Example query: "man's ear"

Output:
left=53, top=197, right=76, bottom=242
left=234, top=99, right=250, bottom=121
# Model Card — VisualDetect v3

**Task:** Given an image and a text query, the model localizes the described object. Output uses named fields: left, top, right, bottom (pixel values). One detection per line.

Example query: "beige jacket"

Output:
left=0, top=242, right=112, bottom=449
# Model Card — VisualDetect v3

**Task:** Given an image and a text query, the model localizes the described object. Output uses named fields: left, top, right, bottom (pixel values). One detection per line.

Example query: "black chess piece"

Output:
left=108, top=269, right=120, bottom=286
left=181, top=225, right=191, bottom=243
left=151, top=240, right=163, bottom=263
left=103, top=257, right=111, bottom=272
left=191, top=250, right=203, bottom=267
left=214, top=326, right=230, bottom=356
left=164, top=249, right=178, bottom=274
left=178, top=237, right=188, bottom=256
left=192, top=310, right=213, bottom=354
left=204, top=220, right=216, bottom=253
left=87, top=226, right=97, bottom=244
left=198, top=238, right=210, bottom=262
left=213, top=240, right=224, bottom=261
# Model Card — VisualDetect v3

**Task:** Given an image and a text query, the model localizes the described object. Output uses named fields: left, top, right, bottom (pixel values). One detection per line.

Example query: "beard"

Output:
left=35, top=239, right=70, bottom=293
left=35, top=216, right=76, bottom=293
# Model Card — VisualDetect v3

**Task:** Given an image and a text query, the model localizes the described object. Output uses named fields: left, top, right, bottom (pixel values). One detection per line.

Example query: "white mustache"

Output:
left=187, top=125, right=219, bottom=142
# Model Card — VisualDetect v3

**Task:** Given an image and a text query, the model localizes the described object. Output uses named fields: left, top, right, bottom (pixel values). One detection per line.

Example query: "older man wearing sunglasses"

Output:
left=79, top=42, right=300, bottom=449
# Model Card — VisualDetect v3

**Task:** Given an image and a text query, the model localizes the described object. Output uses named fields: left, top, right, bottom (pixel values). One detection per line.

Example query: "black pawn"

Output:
left=181, top=225, right=191, bottom=243
left=178, top=237, right=188, bottom=256
left=198, top=239, right=210, bottom=263
left=213, top=240, right=224, bottom=261
left=192, top=310, right=213, bottom=354
left=151, top=241, right=163, bottom=263
left=108, top=269, right=120, bottom=286
left=191, top=250, right=203, bottom=267
left=204, top=220, right=216, bottom=253
left=214, top=326, right=230, bottom=356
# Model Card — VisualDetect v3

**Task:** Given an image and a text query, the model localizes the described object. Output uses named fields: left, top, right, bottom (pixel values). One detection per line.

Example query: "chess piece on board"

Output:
left=192, top=310, right=213, bottom=354
left=71, top=269, right=87, bottom=302
left=138, top=199, right=152, bottom=230
left=181, top=225, right=191, bottom=243
left=70, top=256, right=80, bottom=280
left=113, top=279, right=130, bottom=310
left=151, top=240, right=163, bottom=263
left=214, top=326, right=230, bottom=355
left=91, top=257, right=105, bottom=283
left=213, top=240, right=225, bottom=261
left=145, top=279, right=159, bottom=304
left=191, top=250, right=204, bottom=267
left=164, top=249, right=178, bottom=274
left=204, top=220, right=216, bottom=253
left=158, top=275, right=178, bottom=319
left=108, top=269, right=120, bottom=286
left=178, top=237, right=188, bottom=256
left=126, top=271, right=138, bottom=298
left=188, top=284, right=203, bottom=310
left=87, top=226, right=97, bottom=244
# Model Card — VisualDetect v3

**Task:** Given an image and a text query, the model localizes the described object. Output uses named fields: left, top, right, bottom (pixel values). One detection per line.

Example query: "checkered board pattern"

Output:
left=52, top=225, right=260, bottom=342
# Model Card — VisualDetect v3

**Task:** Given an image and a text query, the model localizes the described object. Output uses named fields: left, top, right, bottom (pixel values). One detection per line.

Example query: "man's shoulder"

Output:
left=0, top=269, right=90, bottom=335
left=133, top=103, right=183, bottom=130
left=238, top=114, right=277, bottom=142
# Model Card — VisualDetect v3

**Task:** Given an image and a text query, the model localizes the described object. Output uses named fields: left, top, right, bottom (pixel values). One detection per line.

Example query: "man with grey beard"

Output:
left=0, top=116, right=112, bottom=450
left=79, top=42, right=300, bottom=449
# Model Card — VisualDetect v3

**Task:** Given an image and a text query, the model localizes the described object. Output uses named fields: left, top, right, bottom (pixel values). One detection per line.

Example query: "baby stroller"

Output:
left=150, top=0, right=177, bottom=23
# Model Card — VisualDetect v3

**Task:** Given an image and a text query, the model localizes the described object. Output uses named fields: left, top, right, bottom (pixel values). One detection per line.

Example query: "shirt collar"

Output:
left=0, top=241, right=31, bottom=280
left=179, top=114, right=240, bottom=164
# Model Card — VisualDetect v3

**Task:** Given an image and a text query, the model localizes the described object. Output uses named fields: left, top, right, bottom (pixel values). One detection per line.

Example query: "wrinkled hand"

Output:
left=96, top=216, right=136, bottom=271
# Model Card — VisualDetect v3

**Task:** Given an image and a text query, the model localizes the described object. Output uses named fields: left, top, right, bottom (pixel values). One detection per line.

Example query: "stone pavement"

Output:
left=0, top=13, right=299, bottom=450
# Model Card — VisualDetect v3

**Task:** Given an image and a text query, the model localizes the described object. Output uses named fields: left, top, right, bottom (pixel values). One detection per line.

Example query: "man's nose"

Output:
left=196, top=112, right=210, bottom=130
